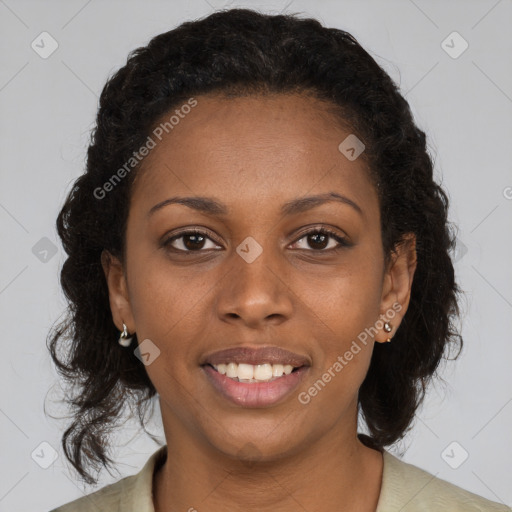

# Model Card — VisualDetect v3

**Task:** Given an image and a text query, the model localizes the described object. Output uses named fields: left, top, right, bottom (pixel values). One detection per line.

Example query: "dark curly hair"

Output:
left=48, top=7, right=463, bottom=485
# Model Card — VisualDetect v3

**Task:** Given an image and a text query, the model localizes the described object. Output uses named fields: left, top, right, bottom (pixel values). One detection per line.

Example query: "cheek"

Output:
left=125, top=254, right=208, bottom=364
left=125, top=262, right=207, bottom=408
left=294, top=255, right=383, bottom=387
left=296, top=255, right=383, bottom=333
left=297, top=280, right=379, bottom=418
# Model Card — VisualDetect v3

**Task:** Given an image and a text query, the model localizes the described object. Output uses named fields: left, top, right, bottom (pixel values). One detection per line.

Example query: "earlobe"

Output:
left=100, top=249, right=135, bottom=334
left=376, top=233, right=417, bottom=343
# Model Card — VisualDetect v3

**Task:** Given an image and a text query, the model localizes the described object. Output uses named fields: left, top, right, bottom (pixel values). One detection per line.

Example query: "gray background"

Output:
left=1, top=0, right=511, bottom=510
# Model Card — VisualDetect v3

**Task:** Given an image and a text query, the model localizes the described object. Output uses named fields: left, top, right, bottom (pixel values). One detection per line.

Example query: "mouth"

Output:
left=200, top=346, right=310, bottom=407
left=204, top=362, right=303, bottom=383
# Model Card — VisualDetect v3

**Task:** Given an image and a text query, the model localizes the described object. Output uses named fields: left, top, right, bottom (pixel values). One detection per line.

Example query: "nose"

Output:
left=215, top=240, right=294, bottom=329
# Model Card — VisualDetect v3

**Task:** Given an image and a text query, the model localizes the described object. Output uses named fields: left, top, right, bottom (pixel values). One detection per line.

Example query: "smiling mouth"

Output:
left=201, top=360, right=310, bottom=408
left=205, top=362, right=303, bottom=383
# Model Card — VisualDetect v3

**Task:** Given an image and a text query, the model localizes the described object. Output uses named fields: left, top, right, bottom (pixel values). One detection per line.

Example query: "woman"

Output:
left=48, top=8, right=509, bottom=512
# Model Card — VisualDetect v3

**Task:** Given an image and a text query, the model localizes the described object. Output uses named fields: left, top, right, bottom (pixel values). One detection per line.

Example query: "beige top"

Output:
left=51, top=446, right=510, bottom=511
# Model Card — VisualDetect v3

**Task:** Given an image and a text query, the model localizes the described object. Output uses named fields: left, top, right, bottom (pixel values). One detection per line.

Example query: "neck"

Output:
left=153, top=411, right=383, bottom=512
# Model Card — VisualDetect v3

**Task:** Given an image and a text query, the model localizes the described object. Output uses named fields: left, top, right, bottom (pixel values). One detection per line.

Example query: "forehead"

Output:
left=129, top=93, right=378, bottom=220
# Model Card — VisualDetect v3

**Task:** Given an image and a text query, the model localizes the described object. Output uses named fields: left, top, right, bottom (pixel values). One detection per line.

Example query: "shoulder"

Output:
left=377, top=450, right=511, bottom=512
left=49, top=474, right=135, bottom=512
left=49, top=446, right=167, bottom=512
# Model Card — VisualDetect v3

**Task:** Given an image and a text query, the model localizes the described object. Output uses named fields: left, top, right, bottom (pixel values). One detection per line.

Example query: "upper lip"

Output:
left=202, top=346, right=311, bottom=367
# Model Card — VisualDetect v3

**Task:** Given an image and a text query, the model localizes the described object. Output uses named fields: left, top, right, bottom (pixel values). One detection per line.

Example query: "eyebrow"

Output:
left=148, top=192, right=363, bottom=218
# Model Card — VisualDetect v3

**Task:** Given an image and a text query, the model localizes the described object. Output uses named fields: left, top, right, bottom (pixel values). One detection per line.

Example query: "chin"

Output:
left=199, top=415, right=309, bottom=464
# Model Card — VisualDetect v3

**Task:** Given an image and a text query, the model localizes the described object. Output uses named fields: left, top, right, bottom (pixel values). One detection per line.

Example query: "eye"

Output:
left=163, top=229, right=222, bottom=253
left=290, top=227, right=350, bottom=252
left=162, top=226, right=350, bottom=254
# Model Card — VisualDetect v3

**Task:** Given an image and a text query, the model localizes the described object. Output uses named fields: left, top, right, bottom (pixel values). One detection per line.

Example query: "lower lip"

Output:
left=202, top=365, right=309, bottom=408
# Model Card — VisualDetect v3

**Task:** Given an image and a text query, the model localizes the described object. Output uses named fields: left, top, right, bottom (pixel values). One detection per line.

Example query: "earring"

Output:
left=118, top=323, right=133, bottom=347
left=384, top=321, right=392, bottom=343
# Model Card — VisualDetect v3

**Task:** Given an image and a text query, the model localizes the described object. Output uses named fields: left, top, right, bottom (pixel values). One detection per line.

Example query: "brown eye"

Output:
left=306, top=232, right=330, bottom=250
left=291, top=228, right=350, bottom=252
left=164, top=230, right=221, bottom=252
left=181, top=233, right=206, bottom=251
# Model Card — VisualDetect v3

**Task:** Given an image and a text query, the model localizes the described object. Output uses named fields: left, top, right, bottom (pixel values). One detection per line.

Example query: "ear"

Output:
left=375, top=233, right=417, bottom=343
left=100, top=250, right=135, bottom=335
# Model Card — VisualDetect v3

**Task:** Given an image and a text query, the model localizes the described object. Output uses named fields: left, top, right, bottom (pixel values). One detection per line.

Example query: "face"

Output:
left=103, top=93, right=416, bottom=462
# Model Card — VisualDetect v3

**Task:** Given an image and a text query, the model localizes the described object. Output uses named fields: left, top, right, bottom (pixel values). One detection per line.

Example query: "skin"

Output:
left=102, top=93, right=417, bottom=512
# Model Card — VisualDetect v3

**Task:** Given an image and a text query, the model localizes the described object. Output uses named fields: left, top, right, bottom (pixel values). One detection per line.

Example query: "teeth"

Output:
left=211, top=362, right=298, bottom=382
left=226, top=363, right=237, bottom=378
left=272, top=364, right=284, bottom=377
left=254, top=363, right=272, bottom=381
left=238, top=363, right=254, bottom=380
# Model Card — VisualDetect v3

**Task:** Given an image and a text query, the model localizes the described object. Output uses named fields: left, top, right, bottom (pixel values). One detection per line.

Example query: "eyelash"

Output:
left=162, top=226, right=350, bottom=254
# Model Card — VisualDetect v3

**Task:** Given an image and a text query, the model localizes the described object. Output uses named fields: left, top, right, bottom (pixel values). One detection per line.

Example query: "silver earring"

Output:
left=118, top=323, right=133, bottom=347
left=384, top=322, right=392, bottom=343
